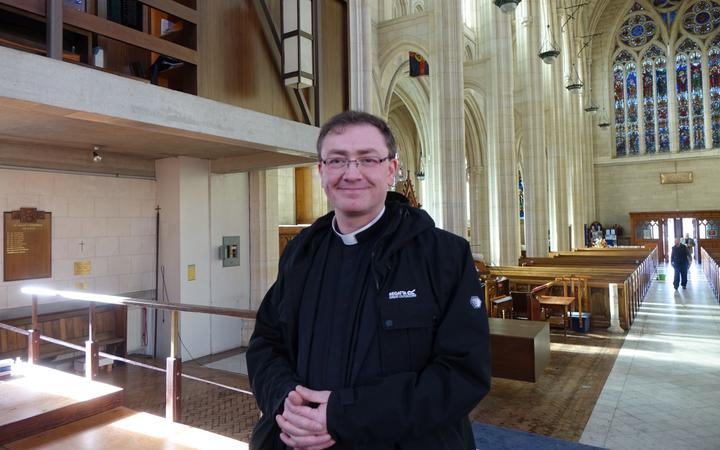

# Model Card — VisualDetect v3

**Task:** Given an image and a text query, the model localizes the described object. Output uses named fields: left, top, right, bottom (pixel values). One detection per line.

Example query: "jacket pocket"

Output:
left=378, top=303, right=436, bottom=374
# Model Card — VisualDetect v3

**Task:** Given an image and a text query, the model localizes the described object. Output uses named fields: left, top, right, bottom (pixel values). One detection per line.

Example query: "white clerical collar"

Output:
left=332, top=207, right=385, bottom=246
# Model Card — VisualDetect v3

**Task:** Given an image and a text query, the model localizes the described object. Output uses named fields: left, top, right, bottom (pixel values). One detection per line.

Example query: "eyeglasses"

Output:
left=321, top=156, right=391, bottom=170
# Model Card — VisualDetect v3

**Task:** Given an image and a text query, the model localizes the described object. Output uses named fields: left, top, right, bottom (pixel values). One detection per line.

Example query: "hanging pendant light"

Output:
left=584, top=88, right=599, bottom=112
left=538, top=24, right=560, bottom=64
left=494, top=0, right=521, bottom=14
left=282, top=0, right=314, bottom=89
left=415, top=154, right=425, bottom=181
left=566, top=63, right=584, bottom=93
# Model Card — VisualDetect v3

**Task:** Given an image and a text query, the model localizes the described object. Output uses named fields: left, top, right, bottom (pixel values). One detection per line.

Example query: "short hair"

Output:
left=316, top=110, right=397, bottom=160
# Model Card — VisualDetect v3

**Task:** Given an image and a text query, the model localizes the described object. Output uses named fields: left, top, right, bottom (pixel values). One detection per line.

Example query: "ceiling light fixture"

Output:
left=92, top=146, right=102, bottom=162
left=494, top=0, right=521, bottom=14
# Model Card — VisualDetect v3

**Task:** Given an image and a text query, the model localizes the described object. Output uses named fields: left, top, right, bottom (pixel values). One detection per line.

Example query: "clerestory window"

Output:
left=611, top=0, right=720, bottom=156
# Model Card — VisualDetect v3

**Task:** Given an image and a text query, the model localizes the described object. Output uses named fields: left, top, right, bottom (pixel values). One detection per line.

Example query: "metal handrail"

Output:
left=20, top=287, right=257, bottom=319
left=0, top=286, right=257, bottom=423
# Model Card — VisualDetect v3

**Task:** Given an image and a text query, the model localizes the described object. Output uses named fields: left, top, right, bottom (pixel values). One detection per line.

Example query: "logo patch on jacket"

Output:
left=389, top=289, right=417, bottom=300
left=469, top=296, right=482, bottom=309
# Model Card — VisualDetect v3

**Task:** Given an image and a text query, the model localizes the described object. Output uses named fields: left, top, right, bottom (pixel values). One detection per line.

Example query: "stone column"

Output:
left=546, top=11, right=570, bottom=252
left=468, top=165, right=489, bottom=260
left=155, top=157, right=212, bottom=359
left=249, top=169, right=279, bottom=311
left=348, top=0, right=373, bottom=111
left=516, top=3, right=548, bottom=257
left=478, top=1, right=519, bottom=265
left=426, top=0, right=466, bottom=237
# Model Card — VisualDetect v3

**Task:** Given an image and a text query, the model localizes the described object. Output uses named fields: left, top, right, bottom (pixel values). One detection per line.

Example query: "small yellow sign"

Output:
left=74, top=260, right=92, bottom=276
left=187, top=264, right=196, bottom=281
left=75, top=281, right=88, bottom=290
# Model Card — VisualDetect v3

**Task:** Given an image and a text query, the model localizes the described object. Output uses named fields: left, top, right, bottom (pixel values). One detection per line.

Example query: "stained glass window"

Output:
left=612, top=1, right=720, bottom=156
left=656, top=56, right=670, bottom=152
left=620, top=15, right=657, bottom=47
left=710, top=42, right=720, bottom=146
left=613, top=52, right=632, bottom=157
left=626, top=63, right=640, bottom=154
left=676, top=53, right=691, bottom=151
left=641, top=46, right=664, bottom=154
left=682, top=0, right=720, bottom=35
left=675, top=39, right=705, bottom=150
left=690, top=50, right=705, bottom=148
left=642, top=60, right=655, bottom=153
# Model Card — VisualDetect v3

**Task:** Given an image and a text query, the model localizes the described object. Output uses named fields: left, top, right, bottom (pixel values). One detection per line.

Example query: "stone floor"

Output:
left=580, top=263, right=720, bottom=450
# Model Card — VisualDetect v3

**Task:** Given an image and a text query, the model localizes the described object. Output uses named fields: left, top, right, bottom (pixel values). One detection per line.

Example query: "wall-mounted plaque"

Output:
left=660, top=172, right=693, bottom=184
left=74, top=260, right=92, bottom=276
left=3, top=208, right=52, bottom=281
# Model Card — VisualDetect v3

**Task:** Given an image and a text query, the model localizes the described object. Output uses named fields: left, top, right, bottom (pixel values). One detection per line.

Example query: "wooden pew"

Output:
left=491, top=247, right=656, bottom=330
left=702, top=247, right=720, bottom=302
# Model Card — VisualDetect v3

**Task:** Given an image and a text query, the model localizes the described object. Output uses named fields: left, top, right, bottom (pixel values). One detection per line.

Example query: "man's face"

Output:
left=318, top=123, right=397, bottom=225
left=675, top=238, right=680, bottom=246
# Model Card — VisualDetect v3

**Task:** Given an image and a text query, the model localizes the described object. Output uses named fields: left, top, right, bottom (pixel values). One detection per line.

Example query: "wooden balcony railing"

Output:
left=0, top=286, right=256, bottom=423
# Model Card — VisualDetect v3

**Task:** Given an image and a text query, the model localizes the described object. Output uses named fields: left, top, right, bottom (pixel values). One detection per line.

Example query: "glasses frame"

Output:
left=320, top=156, right=392, bottom=171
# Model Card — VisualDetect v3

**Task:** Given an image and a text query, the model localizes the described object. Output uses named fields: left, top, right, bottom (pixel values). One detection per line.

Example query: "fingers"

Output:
left=288, top=389, right=305, bottom=404
left=281, top=405, right=324, bottom=434
left=295, top=385, right=331, bottom=404
left=279, top=431, right=335, bottom=449
left=276, top=414, right=320, bottom=437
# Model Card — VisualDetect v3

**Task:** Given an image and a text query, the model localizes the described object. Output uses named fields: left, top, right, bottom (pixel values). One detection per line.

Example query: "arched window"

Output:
left=610, top=0, right=720, bottom=156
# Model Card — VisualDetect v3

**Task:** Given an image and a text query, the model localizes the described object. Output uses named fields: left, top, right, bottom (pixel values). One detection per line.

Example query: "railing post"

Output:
left=28, top=329, right=40, bottom=364
left=28, top=295, right=40, bottom=363
left=85, top=303, right=98, bottom=379
left=166, top=310, right=181, bottom=422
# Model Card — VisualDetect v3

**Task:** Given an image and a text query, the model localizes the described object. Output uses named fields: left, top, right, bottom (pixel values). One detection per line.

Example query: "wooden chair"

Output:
left=530, top=276, right=590, bottom=336
left=555, top=276, right=589, bottom=329
left=483, top=276, right=511, bottom=318
left=531, top=280, right=575, bottom=337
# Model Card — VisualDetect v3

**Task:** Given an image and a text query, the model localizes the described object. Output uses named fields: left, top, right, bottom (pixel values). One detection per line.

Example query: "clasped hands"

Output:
left=276, top=385, right=335, bottom=450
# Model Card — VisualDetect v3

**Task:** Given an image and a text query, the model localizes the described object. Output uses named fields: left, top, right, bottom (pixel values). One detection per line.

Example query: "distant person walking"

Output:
left=671, top=238, right=690, bottom=290
left=682, top=233, right=695, bottom=263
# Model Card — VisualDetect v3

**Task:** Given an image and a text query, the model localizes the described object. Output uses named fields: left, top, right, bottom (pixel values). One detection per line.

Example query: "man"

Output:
left=670, top=238, right=690, bottom=290
left=682, top=233, right=695, bottom=263
left=247, top=111, right=491, bottom=450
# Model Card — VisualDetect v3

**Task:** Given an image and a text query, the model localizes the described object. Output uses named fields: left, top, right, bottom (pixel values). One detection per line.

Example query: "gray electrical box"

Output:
left=220, top=236, right=240, bottom=267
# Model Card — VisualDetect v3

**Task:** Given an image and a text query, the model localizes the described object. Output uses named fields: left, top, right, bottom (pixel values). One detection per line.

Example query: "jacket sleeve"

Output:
left=246, top=248, right=302, bottom=421
left=325, top=243, right=491, bottom=444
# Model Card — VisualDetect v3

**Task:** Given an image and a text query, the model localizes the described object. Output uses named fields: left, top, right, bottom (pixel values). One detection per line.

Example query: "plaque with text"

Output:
left=3, top=208, right=52, bottom=281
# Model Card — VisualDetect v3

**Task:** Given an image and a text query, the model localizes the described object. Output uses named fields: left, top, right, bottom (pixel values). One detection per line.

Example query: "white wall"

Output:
left=0, top=168, right=156, bottom=307
left=0, top=167, right=156, bottom=355
left=594, top=153, right=720, bottom=232
left=156, top=158, right=252, bottom=360
left=209, top=172, right=250, bottom=353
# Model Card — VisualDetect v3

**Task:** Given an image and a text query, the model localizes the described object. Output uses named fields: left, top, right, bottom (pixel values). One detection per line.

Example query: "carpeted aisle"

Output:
left=473, top=422, right=606, bottom=449
left=471, top=330, right=625, bottom=441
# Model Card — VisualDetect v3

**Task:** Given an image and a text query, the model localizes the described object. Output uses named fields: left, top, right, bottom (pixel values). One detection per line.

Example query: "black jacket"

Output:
left=247, top=196, right=491, bottom=449
left=671, top=244, right=690, bottom=269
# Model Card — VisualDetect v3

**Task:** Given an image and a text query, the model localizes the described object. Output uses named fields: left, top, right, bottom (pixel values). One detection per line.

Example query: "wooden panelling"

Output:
left=0, top=305, right=127, bottom=359
left=295, top=166, right=315, bottom=224
left=197, top=0, right=298, bottom=121
left=197, top=0, right=347, bottom=125
left=319, top=0, right=348, bottom=123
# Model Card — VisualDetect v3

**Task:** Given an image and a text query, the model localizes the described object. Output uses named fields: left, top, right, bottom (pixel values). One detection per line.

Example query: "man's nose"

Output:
left=342, top=162, right=363, bottom=178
